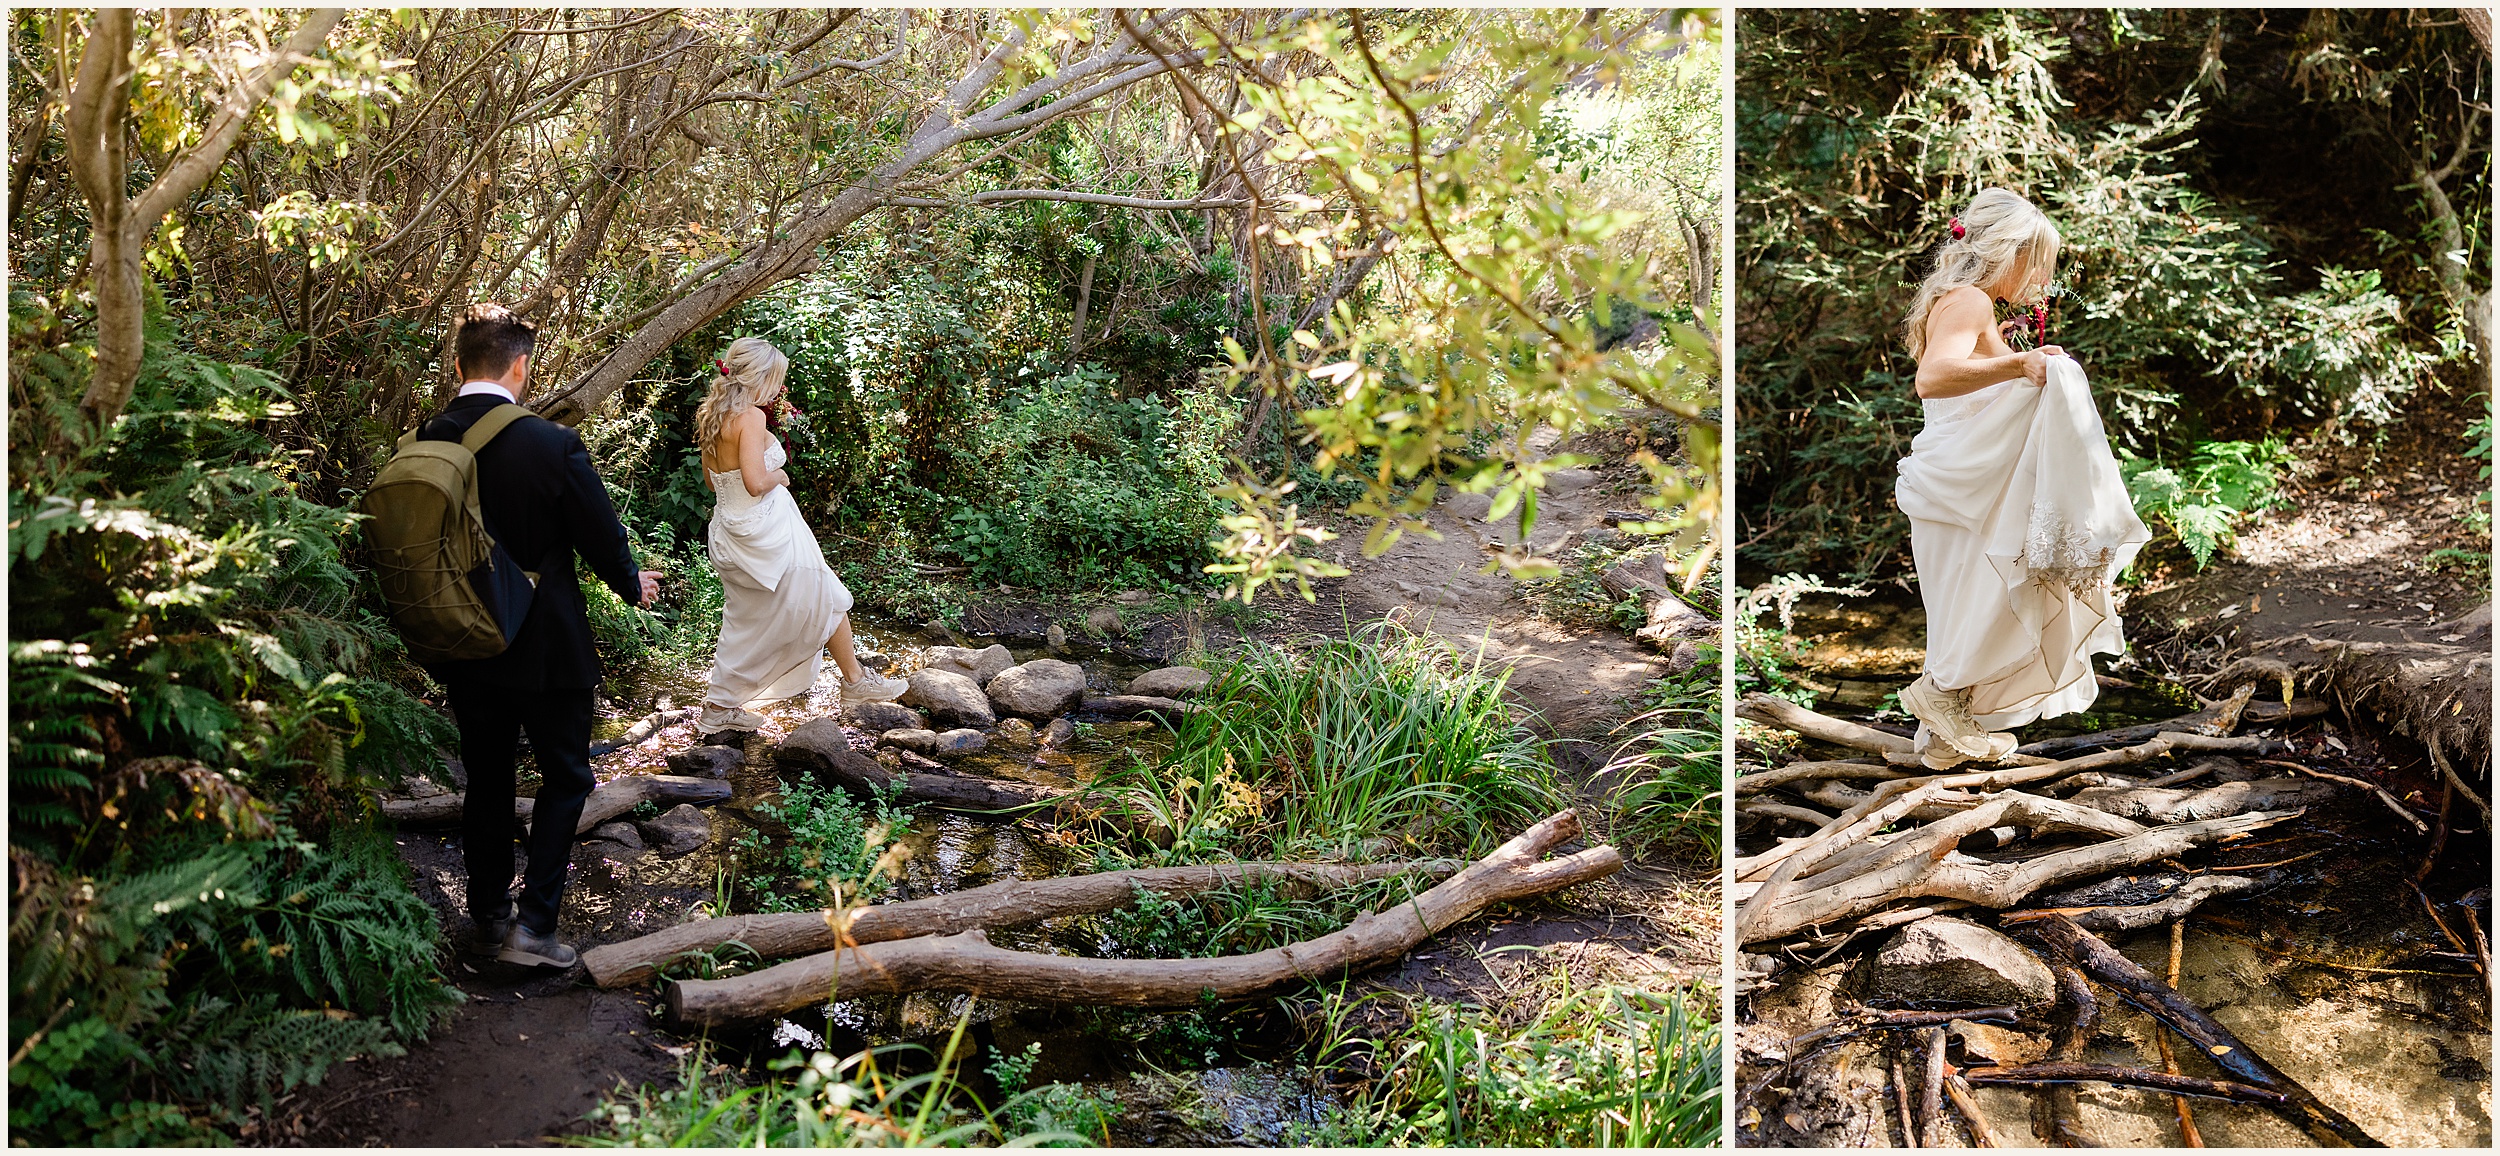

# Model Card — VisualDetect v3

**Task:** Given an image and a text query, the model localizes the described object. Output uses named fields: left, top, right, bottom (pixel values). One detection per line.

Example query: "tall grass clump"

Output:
left=1599, top=663, right=1722, bottom=862
left=1292, top=985, right=1722, bottom=1148
left=1098, top=620, right=1557, bottom=862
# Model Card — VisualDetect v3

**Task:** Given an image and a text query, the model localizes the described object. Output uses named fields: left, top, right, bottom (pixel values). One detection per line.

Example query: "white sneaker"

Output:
left=1901, top=674, right=1996, bottom=759
left=1918, top=727, right=2018, bottom=770
left=840, top=672, right=908, bottom=704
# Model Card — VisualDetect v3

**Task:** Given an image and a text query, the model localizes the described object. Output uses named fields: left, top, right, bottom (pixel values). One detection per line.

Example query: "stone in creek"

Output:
left=922, top=644, right=1014, bottom=687
left=638, top=803, right=711, bottom=857
left=900, top=668, right=997, bottom=729
left=844, top=700, right=926, bottom=735
left=590, top=821, right=644, bottom=852
left=1857, top=916, right=2054, bottom=1008
left=1046, top=623, right=1069, bottom=652
left=987, top=659, right=1090, bottom=718
left=1085, top=605, right=1124, bottom=636
left=666, top=745, right=745, bottom=779
left=995, top=717, right=1037, bottom=745
left=1128, top=666, right=1213, bottom=699
left=929, top=728, right=989, bottom=755
left=1040, top=717, right=1076, bottom=748
left=881, top=728, right=942, bottom=754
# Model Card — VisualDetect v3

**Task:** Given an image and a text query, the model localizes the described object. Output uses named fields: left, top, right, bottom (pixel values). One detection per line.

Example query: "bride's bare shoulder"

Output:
left=1934, top=285, right=1993, bottom=317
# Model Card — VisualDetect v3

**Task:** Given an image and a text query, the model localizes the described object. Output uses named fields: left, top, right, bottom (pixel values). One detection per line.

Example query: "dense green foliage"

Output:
left=1739, top=9, right=2489, bottom=577
left=7, top=293, right=461, bottom=1144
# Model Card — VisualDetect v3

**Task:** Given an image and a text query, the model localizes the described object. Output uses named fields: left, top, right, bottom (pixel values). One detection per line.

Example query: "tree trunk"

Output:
left=1735, top=694, right=1918, bottom=757
left=665, top=809, right=1617, bottom=1023
left=583, top=858, right=1460, bottom=988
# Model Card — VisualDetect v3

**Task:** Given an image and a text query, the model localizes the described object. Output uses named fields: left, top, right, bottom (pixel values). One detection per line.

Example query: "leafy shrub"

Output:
left=2120, top=438, right=2296, bottom=569
left=733, top=777, right=911, bottom=913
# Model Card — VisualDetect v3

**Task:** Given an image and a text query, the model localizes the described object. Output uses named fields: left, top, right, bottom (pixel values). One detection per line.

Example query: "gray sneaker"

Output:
left=496, top=922, right=579, bottom=969
left=840, top=672, right=909, bottom=704
left=1901, top=674, right=1996, bottom=759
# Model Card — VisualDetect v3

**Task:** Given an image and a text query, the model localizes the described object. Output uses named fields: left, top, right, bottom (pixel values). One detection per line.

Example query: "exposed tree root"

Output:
left=1999, top=874, right=2262, bottom=934
left=665, top=809, right=1617, bottom=1024
left=2017, top=914, right=2385, bottom=1147
left=582, top=858, right=1457, bottom=988
left=777, top=718, right=1065, bottom=813
left=1967, top=1063, right=2289, bottom=1105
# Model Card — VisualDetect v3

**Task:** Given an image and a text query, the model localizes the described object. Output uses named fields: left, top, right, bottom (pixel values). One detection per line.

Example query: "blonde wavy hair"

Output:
left=1903, top=187, right=2062, bottom=359
left=694, top=336, right=791, bottom=457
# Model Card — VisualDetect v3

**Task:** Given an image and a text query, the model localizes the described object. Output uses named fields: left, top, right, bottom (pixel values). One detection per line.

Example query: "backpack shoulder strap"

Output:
left=460, top=403, right=536, bottom=454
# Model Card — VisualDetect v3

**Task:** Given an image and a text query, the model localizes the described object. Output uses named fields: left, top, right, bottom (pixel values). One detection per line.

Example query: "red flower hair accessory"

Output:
left=714, top=357, right=729, bottom=376
left=1948, top=217, right=1966, bottom=240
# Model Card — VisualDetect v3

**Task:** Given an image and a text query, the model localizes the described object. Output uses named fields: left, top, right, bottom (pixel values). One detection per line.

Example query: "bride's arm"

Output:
left=1914, top=287, right=2061, bottom=398
left=732, top=407, right=792, bottom=498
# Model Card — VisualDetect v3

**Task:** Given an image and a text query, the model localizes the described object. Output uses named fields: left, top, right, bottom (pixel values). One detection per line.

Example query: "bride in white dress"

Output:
left=1894, top=188, right=2151, bottom=768
left=694, top=337, right=904, bottom=742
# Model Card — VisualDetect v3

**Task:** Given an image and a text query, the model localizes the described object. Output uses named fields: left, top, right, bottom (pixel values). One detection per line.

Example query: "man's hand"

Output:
left=638, top=570, right=664, bottom=608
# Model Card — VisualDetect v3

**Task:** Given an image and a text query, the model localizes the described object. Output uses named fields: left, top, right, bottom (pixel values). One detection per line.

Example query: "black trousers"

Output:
left=445, top=682, right=596, bottom=935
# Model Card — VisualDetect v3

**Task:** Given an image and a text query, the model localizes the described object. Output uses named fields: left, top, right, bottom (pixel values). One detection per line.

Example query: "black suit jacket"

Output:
left=416, top=393, right=642, bottom=692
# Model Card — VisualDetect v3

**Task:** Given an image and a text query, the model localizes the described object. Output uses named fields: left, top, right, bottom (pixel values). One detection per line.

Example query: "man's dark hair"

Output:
left=454, top=304, right=536, bottom=380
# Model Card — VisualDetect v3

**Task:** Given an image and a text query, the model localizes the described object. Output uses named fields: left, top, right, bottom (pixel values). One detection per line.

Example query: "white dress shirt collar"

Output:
left=457, top=380, right=517, bottom=403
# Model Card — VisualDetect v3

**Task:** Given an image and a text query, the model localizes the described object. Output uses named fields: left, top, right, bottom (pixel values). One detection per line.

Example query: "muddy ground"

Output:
left=284, top=427, right=1712, bottom=1147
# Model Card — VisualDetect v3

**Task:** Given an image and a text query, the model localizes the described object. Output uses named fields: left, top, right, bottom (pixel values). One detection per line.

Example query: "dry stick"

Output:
left=1782, top=1006, right=2020, bottom=1056
left=1734, top=759, right=1910, bottom=795
left=2013, top=684, right=2278, bottom=758
left=2160, top=919, right=2206, bottom=1147
left=2425, top=743, right=2490, bottom=824
left=1965, top=1063, right=2289, bottom=1106
left=666, top=810, right=1618, bottom=1024
left=1736, top=694, right=1917, bottom=755
left=1892, top=1052, right=1921, bottom=1148
left=1944, top=1071, right=2001, bottom=1148
left=2036, top=959, right=2098, bottom=1148
left=2407, top=879, right=2486, bottom=981
left=2459, top=902, right=2493, bottom=978
left=2416, top=772, right=2455, bottom=885
left=582, top=859, right=1459, bottom=988
left=2258, top=760, right=2428, bottom=834
left=1917, top=1024, right=1949, bottom=1148
left=2021, top=914, right=2385, bottom=1147
left=587, top=707, right=697, bottom=758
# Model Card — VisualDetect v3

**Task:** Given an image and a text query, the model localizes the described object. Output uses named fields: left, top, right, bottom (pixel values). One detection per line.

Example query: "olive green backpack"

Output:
left=361, top=404, right=542, bottom=663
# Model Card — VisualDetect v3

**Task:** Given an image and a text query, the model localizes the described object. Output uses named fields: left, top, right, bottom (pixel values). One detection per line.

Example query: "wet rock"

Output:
left=1858, top=916, right=2055, bottom=1008
left=995, top=717, right=1036, bottom=745
left=585, top=838, right=645, bottom=864
left=666, top=745, right=745, bottom=779
left=988, top=659, right=1089, bottom=718
left=1544, top=467, right=1598, bottom=496
left=871, top=747, right=905, bottom=771
left=859, top=650, right=892, bottom=672
left=1128, top=666, right=1213, bottom=699
left=922, top=644, right=1014, bottom=687
left=1041, top=717, right=1076, bottom=748
left=590, top=821, right=644, bottom=852
left=844, top=700, right=926, bottom=734
left=930, top=728, right=989, bottom=755
left=639, top=803, right=710, bottom=857
left=405, top=775, right=451, bottom=799
left=900, top=668, right=997, bottom=729
left=881, top=728, right=942, bottom=754
left=1046, top=623, right=1068, bottom=652
left=1950, top=1021, right=2051, bottom=1067
left=1444, top=491, right=1494, bottom=520
left=1084, top=606, right=1124, bottom=636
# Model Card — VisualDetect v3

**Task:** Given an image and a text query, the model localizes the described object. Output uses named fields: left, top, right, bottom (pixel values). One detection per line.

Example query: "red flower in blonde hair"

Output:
left=1949, top=217, right=1966, bottom=240
left=715, top=357, right=729, bottom=376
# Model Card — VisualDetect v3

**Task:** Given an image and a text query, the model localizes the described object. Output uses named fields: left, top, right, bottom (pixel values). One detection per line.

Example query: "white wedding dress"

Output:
left=1895, top=354, right=2150, bottom=734
left=700, top=433, right=849, bottom=733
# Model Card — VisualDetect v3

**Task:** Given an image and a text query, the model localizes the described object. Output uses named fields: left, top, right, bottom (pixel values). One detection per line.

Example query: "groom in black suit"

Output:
left=417, top=304, right=661, bottom=968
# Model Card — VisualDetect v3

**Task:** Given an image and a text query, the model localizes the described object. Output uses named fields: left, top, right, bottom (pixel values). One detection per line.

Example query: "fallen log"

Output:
left=2013, top=684, right=2270, bottom=758
left=378, top=773, right=730, bottom=834
left=1077, top=693, right=1200, bottom=721
left=1735, top=759, right=1912, bottom=795
left=2018, top=914, right=2385, bottom=1147
left=589, top=707, right=698, bottom=758
left=1602, top=551, right=1718, bottom=649
left=583, top=858, right=1461, bottom=988
left=1738, top=694, right=1916, bottom=756
left=1999, top=874, right=2261, bottom=934
left=777, top=717, right=1063, bottom=813
left=2068, top=778, right=2341, bottom=824
left=1966, top=1063, right=2287, bottom=1106
left=665, top=809, right=1618, bottom=1024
